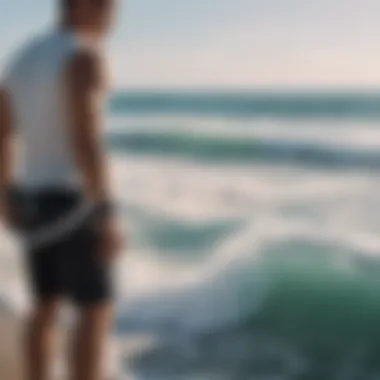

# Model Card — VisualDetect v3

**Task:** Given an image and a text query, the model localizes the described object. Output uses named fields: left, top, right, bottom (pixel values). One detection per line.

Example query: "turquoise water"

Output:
left=2, top=91, right=380, bottom=379
left=110, top=92, right=380, bottom=119
left=107, top=91, right=380, bottom=379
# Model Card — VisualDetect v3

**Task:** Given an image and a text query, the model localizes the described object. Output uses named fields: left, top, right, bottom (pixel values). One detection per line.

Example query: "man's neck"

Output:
left=60, top=21, right=99, bottom=42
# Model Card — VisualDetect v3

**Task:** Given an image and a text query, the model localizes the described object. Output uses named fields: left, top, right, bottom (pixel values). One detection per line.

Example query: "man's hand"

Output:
left=98, top=216, right=124, bottom=263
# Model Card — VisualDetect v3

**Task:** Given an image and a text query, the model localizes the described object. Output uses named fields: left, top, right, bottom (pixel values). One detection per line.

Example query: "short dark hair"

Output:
left=61, top=0, right=109, bottom=13
left=61, top=0, right=74, bottom=13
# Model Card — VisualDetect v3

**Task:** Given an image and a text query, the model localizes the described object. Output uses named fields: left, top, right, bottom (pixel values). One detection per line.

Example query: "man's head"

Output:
left=61, top=0, right=116, bottom=38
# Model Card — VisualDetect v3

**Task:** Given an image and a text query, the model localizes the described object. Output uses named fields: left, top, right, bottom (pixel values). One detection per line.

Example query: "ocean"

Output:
left=2, top=91, right=380, bottom=379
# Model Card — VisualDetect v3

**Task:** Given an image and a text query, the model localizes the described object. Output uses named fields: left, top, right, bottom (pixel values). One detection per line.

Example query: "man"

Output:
left=0, top=1, right=122, bottom=379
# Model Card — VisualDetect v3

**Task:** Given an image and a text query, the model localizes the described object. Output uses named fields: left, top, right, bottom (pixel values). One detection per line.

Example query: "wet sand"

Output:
left=0, top=310, right=124, bottom=380
left=0, top=312, right=24, bottom=380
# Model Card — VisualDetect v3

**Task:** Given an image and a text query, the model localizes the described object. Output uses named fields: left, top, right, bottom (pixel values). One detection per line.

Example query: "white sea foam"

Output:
left=2, top=151, right=380, bottom=378
left=108, top=154, right=380, bottom=336
left=108, top=114, right=380, bottom=151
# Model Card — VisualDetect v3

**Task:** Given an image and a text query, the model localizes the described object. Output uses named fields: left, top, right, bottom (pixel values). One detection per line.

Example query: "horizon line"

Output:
left=111, top=86, right=380, bottom=94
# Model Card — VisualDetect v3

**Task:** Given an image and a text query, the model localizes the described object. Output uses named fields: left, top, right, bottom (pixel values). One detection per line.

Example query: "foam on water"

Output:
left=108, top=115, right=380, bottom=150
left=2, top=92, right=380, bottom=378
left=107, top=115, right=380, bottom=170
left=107, top=155, right=380, bottom=330
left=108, top=153, right=380, bottom=379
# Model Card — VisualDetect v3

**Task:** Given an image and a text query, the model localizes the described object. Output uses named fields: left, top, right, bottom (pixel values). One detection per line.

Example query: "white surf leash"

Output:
left=22, top=200, right=96, bottom=249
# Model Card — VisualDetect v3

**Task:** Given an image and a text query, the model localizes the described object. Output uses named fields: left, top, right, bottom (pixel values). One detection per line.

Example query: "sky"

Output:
left=0, top=0, right=379, bottom=89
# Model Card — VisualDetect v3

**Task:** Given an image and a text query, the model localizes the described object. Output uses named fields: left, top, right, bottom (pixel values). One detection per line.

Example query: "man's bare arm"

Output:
left=66, top=49, right=111, bottom=203
left=0, top=88, right=14, bottom=222
left=66, top=49, right=123, bottom=258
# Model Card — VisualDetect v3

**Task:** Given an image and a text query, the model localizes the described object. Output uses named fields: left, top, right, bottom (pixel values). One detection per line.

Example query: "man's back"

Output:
left=3, top=30, right=82, bottom=190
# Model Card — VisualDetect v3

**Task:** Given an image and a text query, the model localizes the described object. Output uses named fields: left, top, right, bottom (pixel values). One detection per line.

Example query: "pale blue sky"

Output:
left=0, top=0, right=379, bottom=89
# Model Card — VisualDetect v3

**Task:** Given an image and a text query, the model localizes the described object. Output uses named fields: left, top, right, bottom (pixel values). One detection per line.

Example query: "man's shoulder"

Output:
left=67, top=46, right=107, bottom=90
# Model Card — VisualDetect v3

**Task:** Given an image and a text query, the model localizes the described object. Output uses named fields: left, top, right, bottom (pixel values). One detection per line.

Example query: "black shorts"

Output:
left=13, top=189, right=113, bottom=306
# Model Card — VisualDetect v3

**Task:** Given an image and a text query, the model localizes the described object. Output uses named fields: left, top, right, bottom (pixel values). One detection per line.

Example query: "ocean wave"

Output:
left=110, top=92, right=380, bottom=120
left=118, top=238, right=380, bottom=380
left=108, top=130, right=380, bottom=169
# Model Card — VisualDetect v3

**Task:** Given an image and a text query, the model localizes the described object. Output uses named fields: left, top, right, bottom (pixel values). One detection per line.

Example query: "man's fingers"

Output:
left=98, top=235, right=122, bottom=263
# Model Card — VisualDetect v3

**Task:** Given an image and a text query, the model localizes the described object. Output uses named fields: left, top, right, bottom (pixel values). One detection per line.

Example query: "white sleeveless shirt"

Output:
left=2, top=29, right=85, bottom=191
